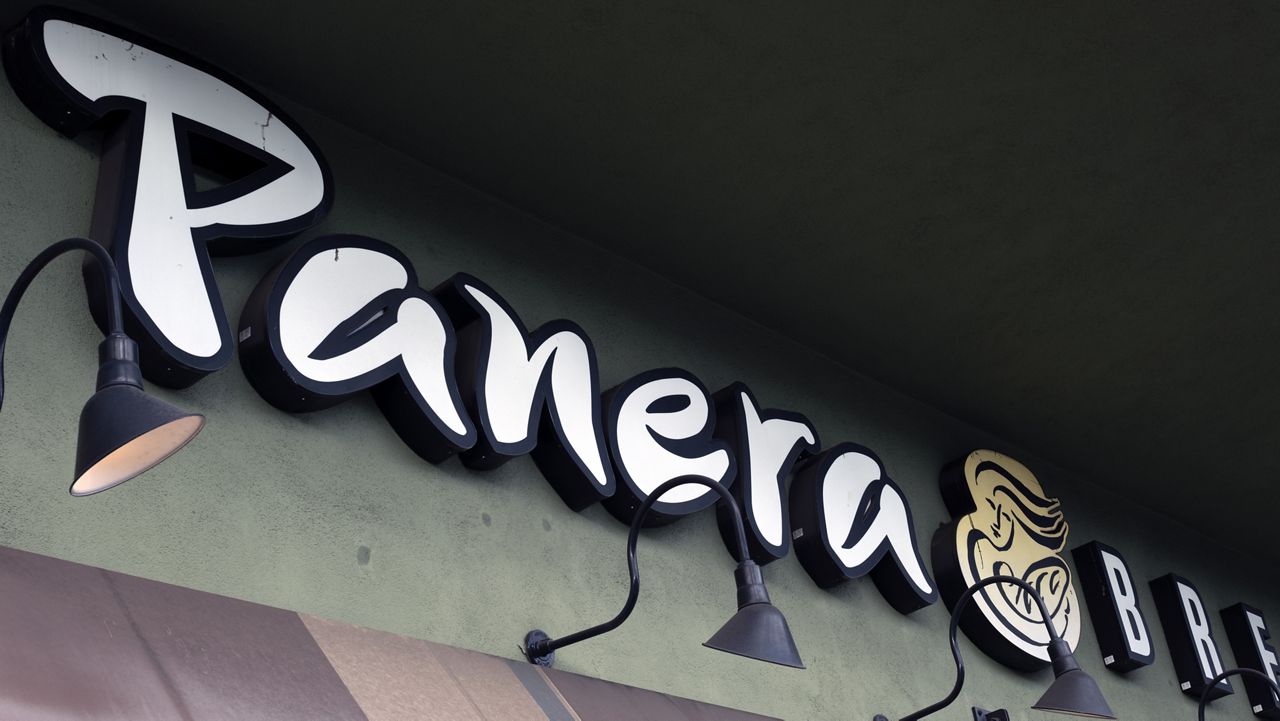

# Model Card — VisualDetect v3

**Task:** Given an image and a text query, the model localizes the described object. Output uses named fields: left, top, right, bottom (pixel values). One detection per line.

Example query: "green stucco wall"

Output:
left=0, top=18, right=1276, bottom=720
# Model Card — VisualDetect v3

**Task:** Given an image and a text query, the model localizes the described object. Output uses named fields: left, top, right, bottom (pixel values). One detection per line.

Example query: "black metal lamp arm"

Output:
left=887, top=575, right=1061, bottom=721
left=525, top=477, right=750, bottom=660
left=0, top=238, right=124, bottom=410
left=1199, top=668, right=1280, bottom=721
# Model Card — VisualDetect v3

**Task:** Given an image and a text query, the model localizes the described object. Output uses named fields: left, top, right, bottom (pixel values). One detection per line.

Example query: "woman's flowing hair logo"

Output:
left=932, top=450, right=1081, bottom=670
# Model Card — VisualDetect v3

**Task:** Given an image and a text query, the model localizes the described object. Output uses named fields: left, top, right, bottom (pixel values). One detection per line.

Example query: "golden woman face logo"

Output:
left=933, top=450, right=1081, bottom=670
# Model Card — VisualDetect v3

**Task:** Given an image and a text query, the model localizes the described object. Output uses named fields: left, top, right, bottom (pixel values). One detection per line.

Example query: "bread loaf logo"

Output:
left=932, top=450, right=1081, bottom=670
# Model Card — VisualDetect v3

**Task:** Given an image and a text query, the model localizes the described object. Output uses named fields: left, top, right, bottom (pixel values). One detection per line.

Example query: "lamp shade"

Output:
left=702, top=559, right=804, bottom=669
left=1032, top=667, right=1117, bottom=719
left=72, top=384, right=204, bottom=496
left=703, top=600, right=804, bottom=669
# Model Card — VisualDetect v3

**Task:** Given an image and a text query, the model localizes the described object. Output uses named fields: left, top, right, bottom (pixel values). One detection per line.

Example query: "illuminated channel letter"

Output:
left=1072, top=541, right=1155, bottom=673
left=3, top=8, right=332, bottom=386
left=790, top=443, right=937, bottom=614
left=1150, top=573, right=1234, bottom=700
left=602, top=369, right=735, bottom=525
left=711, top=383, right=818, bottom=563
left=1221, top=603, right=1280, bottom=717
left=238, top=236, right=474, bottom=463
left=932, top=450, right=1081, bottom=670
left=432, top=275, right=614, bottom=511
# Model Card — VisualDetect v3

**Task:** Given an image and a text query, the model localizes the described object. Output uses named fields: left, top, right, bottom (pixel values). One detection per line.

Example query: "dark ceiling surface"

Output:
left=11, top=1, right=1279, bottom=559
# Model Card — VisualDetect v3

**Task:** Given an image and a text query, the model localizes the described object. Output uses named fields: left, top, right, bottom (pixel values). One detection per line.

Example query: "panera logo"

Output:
left=934, top=450, right=1080, bottom=670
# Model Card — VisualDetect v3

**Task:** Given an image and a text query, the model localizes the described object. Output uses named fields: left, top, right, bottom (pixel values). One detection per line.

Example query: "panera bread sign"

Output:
left=5, top=7, right=1277, bottom=713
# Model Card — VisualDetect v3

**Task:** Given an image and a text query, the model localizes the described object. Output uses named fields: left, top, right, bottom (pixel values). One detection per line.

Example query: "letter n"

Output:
left=433, top=274, right=614, bottom=510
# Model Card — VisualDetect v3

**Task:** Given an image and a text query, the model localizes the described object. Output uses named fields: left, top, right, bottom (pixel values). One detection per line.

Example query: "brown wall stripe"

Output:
left=502, top=659, right=580, bottom=721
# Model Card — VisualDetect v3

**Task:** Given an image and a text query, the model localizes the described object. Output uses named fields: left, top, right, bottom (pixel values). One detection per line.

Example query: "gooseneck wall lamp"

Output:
left=1198, top=668, right=1280, bottom=721
left=0, top=238, right=205, bottom=495
left=874, top=575, right=1117, bottom=721
left=523, top=476, right=804, bottom=669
